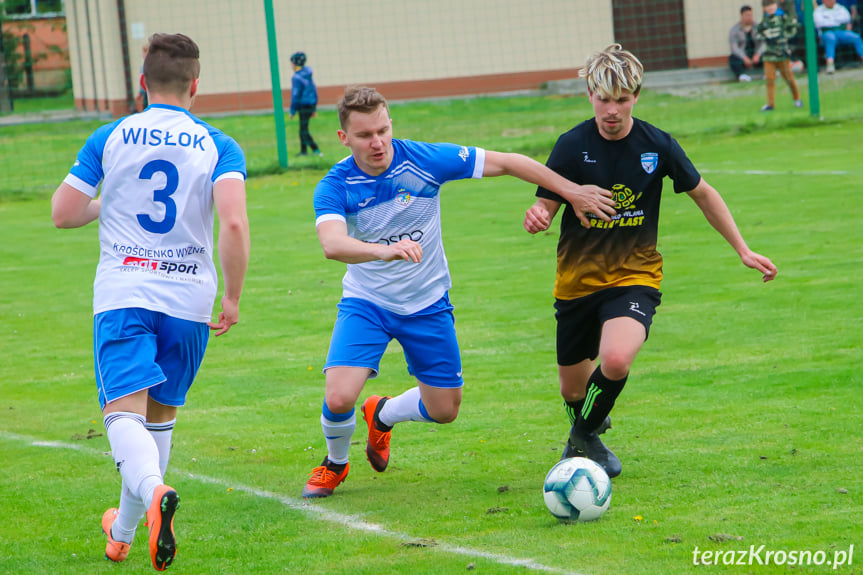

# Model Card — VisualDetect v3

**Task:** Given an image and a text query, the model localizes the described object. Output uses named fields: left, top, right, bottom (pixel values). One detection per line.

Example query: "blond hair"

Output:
left=579, top=44, right=643, bottom=99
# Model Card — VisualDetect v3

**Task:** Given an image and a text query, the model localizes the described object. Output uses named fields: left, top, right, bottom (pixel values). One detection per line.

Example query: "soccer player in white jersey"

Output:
left=51, top=33, right=249, bottom=570
left=304, top=86, right=618, bottom=498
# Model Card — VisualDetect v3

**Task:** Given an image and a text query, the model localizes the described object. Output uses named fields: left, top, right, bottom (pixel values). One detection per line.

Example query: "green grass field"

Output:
left=0, top=90, right=75, bottom=117
left=1, top=76, right=862, bottom=574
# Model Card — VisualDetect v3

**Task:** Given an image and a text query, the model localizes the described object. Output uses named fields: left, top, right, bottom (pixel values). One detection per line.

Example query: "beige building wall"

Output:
left=67, top=0, right=128, bottom=112
left=276, top=0, right=614, bottom=85
left=65, top=1, right=88, bottom=108
left=68, top=0, right=737, bottom=117
left=123, top=2, right=271, bottom=96
left=685, top=0, right=749, bottom=62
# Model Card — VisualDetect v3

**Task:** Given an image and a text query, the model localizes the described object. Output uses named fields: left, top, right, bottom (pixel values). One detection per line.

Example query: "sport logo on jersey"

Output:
left=587, top=184, right=645, bottom=229
left=123, top=256, right=158, bottom=270
left=123, top=256, right=199, bottom=275
left=641, top=153, right=658, bottom=174
left=396, top=191, right=411, bottom=206
left=376, top=229, right=424, bottom=245
left=611, top=184, right=642, bottom=210
left=458, top=146, right=470, bottom=162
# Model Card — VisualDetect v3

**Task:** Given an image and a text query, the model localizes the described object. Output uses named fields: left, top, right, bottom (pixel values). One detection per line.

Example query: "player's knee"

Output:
left=426, top=399, right=461, bottom=424
left=599, top=353, right=633, bottom=380
left=430, top=406, right=459, bottom=424
left=323, top=391, right=356, bottom=414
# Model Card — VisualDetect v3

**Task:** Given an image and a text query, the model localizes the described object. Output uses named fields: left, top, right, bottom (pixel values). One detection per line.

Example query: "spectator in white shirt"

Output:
left=814, top=0, right=863, bottom=72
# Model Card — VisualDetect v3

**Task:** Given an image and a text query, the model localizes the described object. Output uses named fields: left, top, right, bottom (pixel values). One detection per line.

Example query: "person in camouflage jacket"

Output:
left=756, top=0, right=802, bottom=110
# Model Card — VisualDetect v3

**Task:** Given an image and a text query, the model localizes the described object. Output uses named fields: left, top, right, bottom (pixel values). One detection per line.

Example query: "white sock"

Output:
left=109, top=418, right=176, bottom=543
left=146, top=419, right=176, bottom=477
left=321, top=404, right=355, bottom=465
left=378, top=387, right=435, bottom=426
left=113, top=481, right=146, bottom=544
left=104, top=412, right=163, bottom=507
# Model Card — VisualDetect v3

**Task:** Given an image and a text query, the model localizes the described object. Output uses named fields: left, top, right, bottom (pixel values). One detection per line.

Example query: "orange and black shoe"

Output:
left=146, top=485, right=179, bottom=571
left=362, top=395, right=392, bottom=472
left=101, top=508, right=131, bottom=563
left=302, top=457, right=349, bottom=498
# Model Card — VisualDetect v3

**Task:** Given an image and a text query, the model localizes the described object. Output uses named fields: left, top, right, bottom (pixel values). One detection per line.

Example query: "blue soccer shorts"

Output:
left=93, top=308, right=209, bottom=409
left=324, top=293, right=464, bottom=389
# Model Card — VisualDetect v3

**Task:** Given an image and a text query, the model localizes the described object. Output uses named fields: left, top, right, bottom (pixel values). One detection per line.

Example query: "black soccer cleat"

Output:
left=564, top=428, right=622, bottom=478
left=561, top=416, right=611, bottom=460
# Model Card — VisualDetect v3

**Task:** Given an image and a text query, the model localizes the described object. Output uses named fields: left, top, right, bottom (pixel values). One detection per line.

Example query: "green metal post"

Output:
left=264, top=0, right=288, bottom=168
left=803, top=0, right=821, bottom=117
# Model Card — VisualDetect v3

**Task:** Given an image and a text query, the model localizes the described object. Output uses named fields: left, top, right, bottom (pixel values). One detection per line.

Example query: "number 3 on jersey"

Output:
left=137, top=159, right=178, bottom=234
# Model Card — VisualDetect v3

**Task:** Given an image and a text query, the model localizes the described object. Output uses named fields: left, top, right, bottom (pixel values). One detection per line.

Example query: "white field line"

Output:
left=2, top=431, right=586, bottom=575
left=699, top=169, right=849, bottom=176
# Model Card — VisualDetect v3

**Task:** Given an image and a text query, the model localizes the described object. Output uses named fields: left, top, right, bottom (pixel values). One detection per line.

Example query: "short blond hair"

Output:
left=580, top=44, right=643, bottom=99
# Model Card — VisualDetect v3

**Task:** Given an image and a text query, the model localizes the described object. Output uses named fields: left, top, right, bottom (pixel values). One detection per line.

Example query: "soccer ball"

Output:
left=543, top=457, right=612, bottom=521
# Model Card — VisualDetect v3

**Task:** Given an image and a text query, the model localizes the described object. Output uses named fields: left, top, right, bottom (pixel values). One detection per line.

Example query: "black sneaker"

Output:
left=561, top=416, right=611, bottom=460
left=566, top=428, right=621, bottom=478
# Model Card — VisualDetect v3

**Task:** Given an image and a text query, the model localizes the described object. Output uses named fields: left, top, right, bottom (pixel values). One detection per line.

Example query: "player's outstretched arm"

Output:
left=317, top=219, right=423, bottom=264
left=483, top=151, right=616, bottom=228
left=51, top=182, right=101, bottom=228
left=524, top=198, right=562, bottom=234
left=687, top=178, right=778, bottom=282
left=209, top=178, right=250, bottom=336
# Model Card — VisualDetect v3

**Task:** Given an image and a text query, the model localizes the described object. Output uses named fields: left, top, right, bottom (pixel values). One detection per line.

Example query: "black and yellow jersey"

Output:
left=537, top=118, right=701, bottom=300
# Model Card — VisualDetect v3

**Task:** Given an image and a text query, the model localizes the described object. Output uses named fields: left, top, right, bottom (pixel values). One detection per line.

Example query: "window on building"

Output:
left=3, top=0, right=65, bottom=18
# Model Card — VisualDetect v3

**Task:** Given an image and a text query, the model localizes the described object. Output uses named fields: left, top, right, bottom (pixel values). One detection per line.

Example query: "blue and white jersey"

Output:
left=64, top=104, right=246, bottom=323
left=314, top=139, right=485, bottom=315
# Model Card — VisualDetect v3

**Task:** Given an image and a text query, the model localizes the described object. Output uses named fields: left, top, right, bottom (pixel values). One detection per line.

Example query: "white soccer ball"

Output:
left=543, top=457, right=612, bottom=521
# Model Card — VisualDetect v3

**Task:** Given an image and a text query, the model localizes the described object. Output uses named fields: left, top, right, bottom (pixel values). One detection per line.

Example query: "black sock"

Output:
left=565, top=399, right=585, bottom=425
left=324, top=457, right=347, bottom=473
left=375, top=419, right=393, bottom=432
left=374, top=397, right=393, bottom=432
left=575, top=366, right=627, bottom=434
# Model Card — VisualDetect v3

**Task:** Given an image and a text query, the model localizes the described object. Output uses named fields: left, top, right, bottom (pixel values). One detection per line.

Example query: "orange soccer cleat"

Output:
left=101, top=508, right=131, bottom=563
left=362, top=395, right=392, bottom=472
left=302, top=458, right=349, bottom=498
left=146, top=485, right=179, bottom=571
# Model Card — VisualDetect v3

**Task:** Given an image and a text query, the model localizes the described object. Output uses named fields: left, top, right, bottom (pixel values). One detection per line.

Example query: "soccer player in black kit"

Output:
left=524, top=44, right=778, bottom=478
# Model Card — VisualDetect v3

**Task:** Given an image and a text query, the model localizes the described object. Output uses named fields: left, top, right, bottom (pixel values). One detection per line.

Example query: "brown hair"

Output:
left=143, top=33, right=200, bottom=97
left=337, top=86, right=389, bottom=130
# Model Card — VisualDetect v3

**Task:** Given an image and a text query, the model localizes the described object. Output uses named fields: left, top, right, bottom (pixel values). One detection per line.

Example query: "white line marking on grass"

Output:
left=700, top=169, right=849, bottom=176
left=191, top=474, right=577, bottom=573
left=2, top=431, right=586, bottom=575
left=33, top=439, right=83, bottom=449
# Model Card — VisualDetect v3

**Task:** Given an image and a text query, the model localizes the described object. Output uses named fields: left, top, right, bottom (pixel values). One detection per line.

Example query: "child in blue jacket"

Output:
left=290, top=52, right=321, bottom=156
